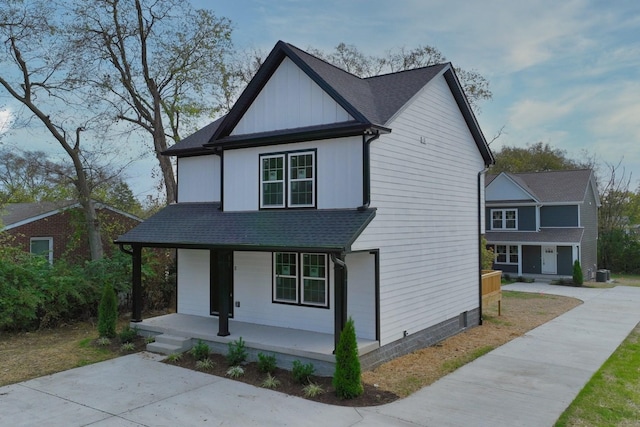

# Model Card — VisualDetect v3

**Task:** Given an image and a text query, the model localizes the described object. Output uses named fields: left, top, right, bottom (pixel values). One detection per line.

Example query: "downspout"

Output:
left=478, top=167, right=489, bottom=326
left=358, top=131, right=381, bottom=211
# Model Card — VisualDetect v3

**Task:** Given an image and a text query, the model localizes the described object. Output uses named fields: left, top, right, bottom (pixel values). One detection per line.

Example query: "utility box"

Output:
left=596, top=269, right=610, bottom=282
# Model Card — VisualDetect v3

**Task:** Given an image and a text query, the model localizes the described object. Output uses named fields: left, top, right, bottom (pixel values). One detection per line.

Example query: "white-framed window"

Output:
left=30, top=237, right=53, bottom=264
left=260, top=151, right=315, bottom=208
left=273, top=252, right=328, bottom=307
left=491, top=209, right=517, bottom=230
left=495, top=245, right=518, bottom=264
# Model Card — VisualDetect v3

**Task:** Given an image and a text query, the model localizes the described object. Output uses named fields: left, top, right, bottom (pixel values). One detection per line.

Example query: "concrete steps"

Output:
left=146, top=334, right=192, bottom=355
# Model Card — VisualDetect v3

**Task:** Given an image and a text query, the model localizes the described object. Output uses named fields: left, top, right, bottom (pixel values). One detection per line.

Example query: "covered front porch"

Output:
left=134, top=313, right=379, bottom=376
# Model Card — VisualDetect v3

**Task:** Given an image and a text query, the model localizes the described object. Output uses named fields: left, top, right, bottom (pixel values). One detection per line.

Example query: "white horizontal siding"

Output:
left=352, top=74, right=485, bottom=346
left=232, top=57, right=352, bottom=135
left=346, top=252, right=376, bottom=340
left=223, top=137, right=362, bottom=211
left=233, top=251, right=334, bottom=334
left=177, top=249, right=210, bottom=316
left=177, top=155, right=221, bottom=203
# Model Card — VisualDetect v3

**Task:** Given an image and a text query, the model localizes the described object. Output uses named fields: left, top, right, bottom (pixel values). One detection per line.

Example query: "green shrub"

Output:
left=226, top=365, right=245, bottom=378
left=97, top=283, right=118, bottom=338
left=481, top=236, right=495, bottom=270
left=120, top=342, right=135, bottom=352
left=118, top=325, right=138, bottom=343
left=190, top=339, right=210, bottom=361
left=226, top=337, right=247, bottom=366
left=302, top=382, right=324, bottom=398
left=195, top=358, right=214, bottom=370
left=292, top=360, right=315, bottom=384
left=261, top=373, right=280, bottom=389
left=0, top=253, right=46, bottom=330
left=257, top=352, right=277, bottom=373
left=333, top=317, right=363, bottom=399
left=573, top=260, right=584, bottom=286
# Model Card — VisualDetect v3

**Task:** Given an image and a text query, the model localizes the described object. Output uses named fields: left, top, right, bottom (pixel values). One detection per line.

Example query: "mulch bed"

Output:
left=164, top=352, right=398, bottom=407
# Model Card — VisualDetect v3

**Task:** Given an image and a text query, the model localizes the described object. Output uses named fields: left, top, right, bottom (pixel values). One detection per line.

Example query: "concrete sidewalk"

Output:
left=2, top=283, right=639, bottom=426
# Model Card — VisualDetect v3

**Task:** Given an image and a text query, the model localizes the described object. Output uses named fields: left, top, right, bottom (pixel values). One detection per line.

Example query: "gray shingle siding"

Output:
left=540, top=205, right=579, bottom=227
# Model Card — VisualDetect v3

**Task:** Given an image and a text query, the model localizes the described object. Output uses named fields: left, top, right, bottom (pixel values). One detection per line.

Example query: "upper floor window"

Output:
left=260, top=151, right=315, bottom=208
left=491, top=209, right=517, bottom=230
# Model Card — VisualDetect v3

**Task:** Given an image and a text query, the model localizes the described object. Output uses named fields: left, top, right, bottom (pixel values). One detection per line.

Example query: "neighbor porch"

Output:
left=133, top=313, right=379, bottom=376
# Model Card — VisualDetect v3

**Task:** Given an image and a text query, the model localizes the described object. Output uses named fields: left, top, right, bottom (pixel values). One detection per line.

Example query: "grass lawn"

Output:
left=555, top=323, right=640, bottom=426
left=611, top=273, right=640, bottom=287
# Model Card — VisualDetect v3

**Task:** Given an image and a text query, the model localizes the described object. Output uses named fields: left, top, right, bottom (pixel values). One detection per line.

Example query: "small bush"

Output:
left=302, top=382, right=324, bottom=398
left=195, top=358, right=214, bottom=370
left=226, top=365, right=245, bottom=378
left=333, top=317, right=363, bottom=399
left=257, top=352, right=277, bottom=373
left=292, top=360, right=315, bottom=384
left=120, top=342, right=135, bottom=352
left=261, top=373, right=280, bottom=389
left=118, top=325, right=138, bottom=343
left=190, top=340, right=210, bottom=361
left=165, top=353, right=183, bottom=363
left=226, top=337, right=247, bottom=366
left=97, top=283, right=118, bottom=338
left=573, top=260, right=584, bottom=286
left=145, top=336, right=155, bottom=344
left=96, top=337, right=111, bottom=346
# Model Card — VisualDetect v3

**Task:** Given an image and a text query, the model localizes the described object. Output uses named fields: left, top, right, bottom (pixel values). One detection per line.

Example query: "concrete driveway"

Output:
left=2, top=283, right=639, bottom=426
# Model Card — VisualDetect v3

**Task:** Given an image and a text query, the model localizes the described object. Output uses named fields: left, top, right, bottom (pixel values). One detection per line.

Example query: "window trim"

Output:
left=491, top=208, right=518, bottom=230
left=259, top=150, right=317, bottom=209
left=30, top=237, right=53, bottom=264
left=494, top=244, right=519, bottom=265
left=272, top=252, right=329, bottom=308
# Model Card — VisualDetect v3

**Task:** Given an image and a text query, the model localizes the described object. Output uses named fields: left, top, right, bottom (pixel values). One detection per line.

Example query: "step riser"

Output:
left=147, top=334, right=192, bottom=355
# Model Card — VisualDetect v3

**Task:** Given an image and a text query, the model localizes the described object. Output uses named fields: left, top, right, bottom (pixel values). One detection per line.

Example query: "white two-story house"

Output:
left=116, top=41, right=494, bottom=371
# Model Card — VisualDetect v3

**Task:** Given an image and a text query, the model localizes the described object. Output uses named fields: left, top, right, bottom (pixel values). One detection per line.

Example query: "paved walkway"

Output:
left=2, top=283, right=639, bottom=426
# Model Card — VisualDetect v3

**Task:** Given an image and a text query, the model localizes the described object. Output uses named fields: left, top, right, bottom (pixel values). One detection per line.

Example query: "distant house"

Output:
left=485, top=169, right=600, bottom=279
left=1, top=200, right=141, bottom=263
left=116, top=40, right=494, bottom=371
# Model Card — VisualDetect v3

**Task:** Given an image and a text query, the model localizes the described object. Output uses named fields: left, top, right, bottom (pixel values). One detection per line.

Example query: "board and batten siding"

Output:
left=176, top=249, right=210, bottom=316
left=231, top=57, right=352, bottom=135
left=223, top=137, right=362, bottom=211
left=351, top=73, right=486, bottom=346
left=177, top=155, right=221, bottom=203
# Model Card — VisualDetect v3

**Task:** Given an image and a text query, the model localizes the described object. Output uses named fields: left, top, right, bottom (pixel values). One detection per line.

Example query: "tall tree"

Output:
left=491, top=142, right=594, bottom=174
left=0, top=0, right=105, bottom=260
left=69, top=0, right=234, bottom=204
left=303, top=43, right=491, bottom=112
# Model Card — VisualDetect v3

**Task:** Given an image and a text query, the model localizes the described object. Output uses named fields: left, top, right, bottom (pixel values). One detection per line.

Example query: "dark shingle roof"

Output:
left=165, top=41, right=493, bottom=164
left=487, top=169, right=595, bottom=203
left=115, top=203, right=375, bottom=252
left=485, top=228, right=585, bottom=244
left=2, top=200, right=78, bottom=227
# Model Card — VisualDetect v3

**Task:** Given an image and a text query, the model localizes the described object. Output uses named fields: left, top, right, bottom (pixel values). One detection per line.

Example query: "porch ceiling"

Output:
left=115, top=202, right=376, bottom=252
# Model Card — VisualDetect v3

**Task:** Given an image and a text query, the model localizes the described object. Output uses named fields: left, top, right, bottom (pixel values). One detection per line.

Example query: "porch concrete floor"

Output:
left=132, top=313, right=379, bottom=363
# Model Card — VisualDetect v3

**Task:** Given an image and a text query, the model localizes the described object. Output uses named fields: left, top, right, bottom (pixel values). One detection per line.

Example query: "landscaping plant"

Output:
left=573, top=260, right=583, bottom=286
left=226, top=337, right=248, bottom=366
left=292, top=360, right=315, bottom=384
left=190, top=339, right=210, bottom=361
left=257, top=352, right=277, bottom=373
left=97, top=283, right=118, bottom=338
left=333, top=317, right=363, bottom=399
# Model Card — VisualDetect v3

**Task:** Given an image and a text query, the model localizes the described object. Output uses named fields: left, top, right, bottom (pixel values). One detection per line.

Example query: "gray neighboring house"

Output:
left=485, top=169, right=600, bottom=279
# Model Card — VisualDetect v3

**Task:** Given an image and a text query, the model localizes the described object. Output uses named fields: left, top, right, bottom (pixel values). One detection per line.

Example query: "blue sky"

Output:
left=203, top=0, right=640, bottom=189
left=1, top=0, right=639, bottom=198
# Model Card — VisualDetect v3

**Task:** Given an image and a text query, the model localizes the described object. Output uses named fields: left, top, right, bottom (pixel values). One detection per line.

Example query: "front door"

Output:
left=542, top=246, right=557, bottom=274
left=210, top=250, right=234, bottom=317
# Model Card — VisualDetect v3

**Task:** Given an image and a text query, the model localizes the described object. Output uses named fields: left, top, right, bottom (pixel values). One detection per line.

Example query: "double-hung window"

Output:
left=30, top=237, right=53, bottom=264
left=273, top=252, right=328, bottom=307
left=495, top=245, right=518, bottom=264
left=260, top=151, right=315, bottom=208
left=491, top=209, right=517, bottom=230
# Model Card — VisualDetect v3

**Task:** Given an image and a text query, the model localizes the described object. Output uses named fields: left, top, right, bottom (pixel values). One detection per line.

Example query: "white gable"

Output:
left=231, top=57, right=353, bottom=135
left=486, top=174, right=535, bottom=202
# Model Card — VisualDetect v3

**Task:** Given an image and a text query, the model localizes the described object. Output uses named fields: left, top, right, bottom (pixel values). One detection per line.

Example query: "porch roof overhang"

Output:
left=485, top=227, right=584, bottom=245
left=115, top=202, right=376, bottom=253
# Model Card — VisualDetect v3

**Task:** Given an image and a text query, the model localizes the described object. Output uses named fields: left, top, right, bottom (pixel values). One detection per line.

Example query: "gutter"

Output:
left=478, top=166, right=490, bottom=326
left=358, top=130, right=381, bottom=211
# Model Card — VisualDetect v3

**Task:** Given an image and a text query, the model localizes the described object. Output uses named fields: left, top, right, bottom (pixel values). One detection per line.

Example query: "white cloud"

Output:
left=0, top=109, right=12, bottom=134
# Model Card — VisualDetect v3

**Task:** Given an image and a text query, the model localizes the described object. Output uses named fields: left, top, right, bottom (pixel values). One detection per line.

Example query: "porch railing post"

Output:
left=332, top=253, right=348, bottom=352
left=131, top=244, right=143, bottom=322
